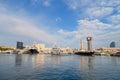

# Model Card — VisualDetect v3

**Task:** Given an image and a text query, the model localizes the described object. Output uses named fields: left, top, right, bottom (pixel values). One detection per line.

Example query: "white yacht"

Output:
left=51, top=45, right=61, bottom=55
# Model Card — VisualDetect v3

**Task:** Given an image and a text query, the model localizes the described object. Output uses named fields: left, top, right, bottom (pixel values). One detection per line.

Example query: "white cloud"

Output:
left=98, top=0, right=120, bottom=7
left=0, top=16, right=59, bottom=43
left=55, top=17, right=62, bottom=22
left=86, top=7, right=113, bottom=18
left=64, top=0, right=120, bottom=19
left=107, top=0, right=120, bottom=7
left=58, top=29, right=77, bottom=36
left=57, top=19, right=120, bottom=48
left=77, top=19, right=120, bottom=48
left=31, top=0, right=51, bottom=7
left=0, top=6, right=59, bottom=45
left=116, top=6, right=120, bottom=13
left=65, top=0, right=91, bottom=10
left=43, top=0, right=51, bottom=7
left=65, top=0, right=120, bottom=10
left=108, top=14, right=120, bottom=24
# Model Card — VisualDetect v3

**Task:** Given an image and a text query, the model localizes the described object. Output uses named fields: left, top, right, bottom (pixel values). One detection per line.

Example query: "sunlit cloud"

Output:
left=0, top=5, right=59, bottom=45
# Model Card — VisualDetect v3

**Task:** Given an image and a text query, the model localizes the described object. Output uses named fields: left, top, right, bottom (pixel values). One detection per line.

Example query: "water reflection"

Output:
left=80, top=56, right=94, bottom=70
left=15, top=54, right=46, bottom=67
left=15, top=54, right=22, bottom=66
left=31, top=54, right=45, bottom=67
left=51, top=55, right=61, bottom=65
left=0, top=54, right=120, bottom=80
left=111, top=57, right=120, bottom=65
left=88, top=57, right=94, bottom=70
left=80, top=56, right=85, bottom=69
left=79, top=56, right=94, bottom=80
left=36, top=54, right=45, bottom=64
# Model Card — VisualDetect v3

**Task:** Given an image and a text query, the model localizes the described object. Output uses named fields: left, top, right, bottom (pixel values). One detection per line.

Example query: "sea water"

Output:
left=0, top=54, right=120, bottom=80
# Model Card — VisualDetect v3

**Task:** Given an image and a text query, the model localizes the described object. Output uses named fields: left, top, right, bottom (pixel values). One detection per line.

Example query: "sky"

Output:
left=0, top=0, right=120, bottom=48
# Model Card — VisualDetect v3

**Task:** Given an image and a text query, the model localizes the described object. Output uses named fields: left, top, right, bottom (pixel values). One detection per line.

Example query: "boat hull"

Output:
left=75, top=51, right=94, bottom=56
left=23, top=49, right=39, bottom=54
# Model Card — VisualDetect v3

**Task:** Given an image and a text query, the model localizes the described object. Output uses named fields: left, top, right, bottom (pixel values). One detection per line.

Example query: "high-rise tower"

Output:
left=80, top=40, right=84, bottom=51
left=86, top=37, right=92, bottom=51
left=16, top=41, right=23, bottom=49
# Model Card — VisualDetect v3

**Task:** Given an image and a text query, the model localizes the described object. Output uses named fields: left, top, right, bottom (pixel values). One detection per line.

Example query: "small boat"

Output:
left=100, top=52, right=110, bottom=56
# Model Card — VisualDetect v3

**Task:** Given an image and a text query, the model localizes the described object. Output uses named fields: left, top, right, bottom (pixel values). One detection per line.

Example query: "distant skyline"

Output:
left=0, top=0, right=120, bottom=48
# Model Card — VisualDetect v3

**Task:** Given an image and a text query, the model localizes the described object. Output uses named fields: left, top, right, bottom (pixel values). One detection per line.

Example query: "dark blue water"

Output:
left=0, top=54, right=120, bottom=80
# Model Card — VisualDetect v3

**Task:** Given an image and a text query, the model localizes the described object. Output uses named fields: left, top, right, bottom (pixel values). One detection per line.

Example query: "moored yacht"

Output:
left=75, top=50, right=94, bottom=56
left=23, top=46, right=39, bottom=54
left=51, top=45, right=61, bottom=55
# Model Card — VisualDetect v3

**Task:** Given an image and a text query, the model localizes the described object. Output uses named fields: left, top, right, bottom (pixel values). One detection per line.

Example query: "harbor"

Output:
left=0, top=37, right=120, bottom=80
left=0, top=0, right=120, bottom=80
left=0, top=36, right=120, bottom=56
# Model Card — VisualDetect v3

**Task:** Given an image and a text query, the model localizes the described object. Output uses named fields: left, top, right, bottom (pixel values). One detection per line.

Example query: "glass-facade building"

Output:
left=110, top=42, right=116, bottom=48
left=16, top=41, right=23, bottom=49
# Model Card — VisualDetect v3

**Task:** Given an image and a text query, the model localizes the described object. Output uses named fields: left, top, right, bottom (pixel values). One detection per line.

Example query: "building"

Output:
left=110, top=42, right=116, bottom=48
left=86, top=37, right=92, bottom=51
left=98, top=47, right=120, bottom=52
left=33, top=43, right=45, bottom=52
left=61, top=47, right=73, bottom=54
left=44, top=48, right=52, bottom=53
left=16, top=41, right=23, bottom=49
left=0, top=46, right=15, bottom=51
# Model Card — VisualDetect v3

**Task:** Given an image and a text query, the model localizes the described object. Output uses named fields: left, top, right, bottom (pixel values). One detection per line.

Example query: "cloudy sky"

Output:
left=0, top=0, right=120, bottom=48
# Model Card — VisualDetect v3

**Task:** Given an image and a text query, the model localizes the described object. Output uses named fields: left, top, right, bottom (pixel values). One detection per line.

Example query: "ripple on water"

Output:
left=0, top=54, right=120, bottom=80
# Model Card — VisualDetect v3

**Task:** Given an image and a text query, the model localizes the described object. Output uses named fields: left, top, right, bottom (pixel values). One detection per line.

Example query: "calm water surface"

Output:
left=0, top=54, right=120, bottom=80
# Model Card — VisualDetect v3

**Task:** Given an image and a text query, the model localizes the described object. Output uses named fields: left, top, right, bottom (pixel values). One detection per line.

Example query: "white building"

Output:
left=60, top=47, right=72, bottom=54
left=33, top=43, right=45, bottom=53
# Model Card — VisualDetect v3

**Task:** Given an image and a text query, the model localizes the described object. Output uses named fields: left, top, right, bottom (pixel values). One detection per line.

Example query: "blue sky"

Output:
left=0, top=0, right=120, bottom=48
